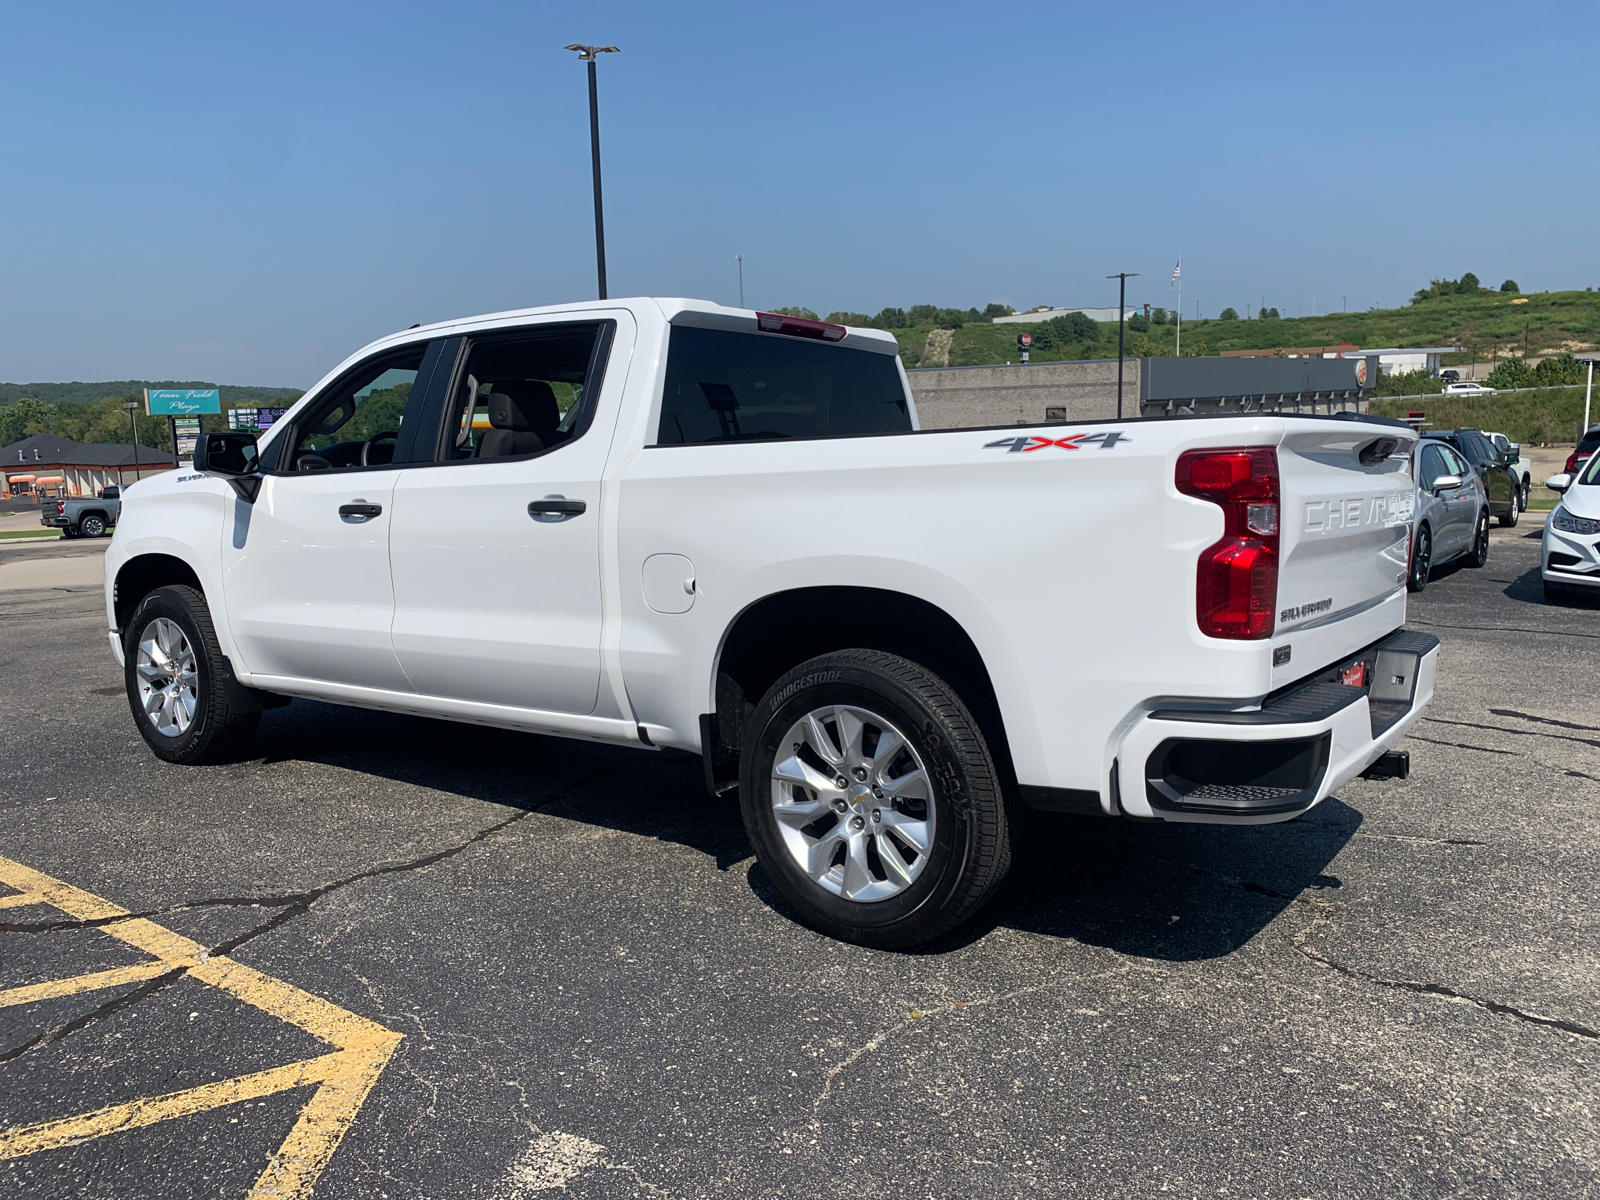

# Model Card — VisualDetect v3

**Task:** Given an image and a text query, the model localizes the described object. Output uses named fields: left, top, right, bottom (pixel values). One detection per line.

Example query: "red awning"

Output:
left=36, top=476, right=66, bottom=484
left=7, top=474, right=37, bottom=482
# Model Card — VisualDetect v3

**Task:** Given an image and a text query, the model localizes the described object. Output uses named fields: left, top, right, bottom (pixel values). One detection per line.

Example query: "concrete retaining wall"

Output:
left=908, top=359, right=1140, bottom=429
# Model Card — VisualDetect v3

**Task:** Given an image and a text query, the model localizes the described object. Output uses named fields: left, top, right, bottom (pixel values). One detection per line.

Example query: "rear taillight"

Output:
left=1175, top=447, right=1280, bottom=640
left=56, top=501, right=65, bottom=516
left=755, top=311, right=847, bottom=342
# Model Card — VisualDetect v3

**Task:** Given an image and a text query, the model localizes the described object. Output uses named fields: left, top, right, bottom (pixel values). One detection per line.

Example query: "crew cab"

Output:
left=103, top=299, right=1439, bottom=947
left=42, top=486, right=121, bottom=538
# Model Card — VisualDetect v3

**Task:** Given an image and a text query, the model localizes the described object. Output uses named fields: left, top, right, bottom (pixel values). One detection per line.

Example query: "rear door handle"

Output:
left=339, top=503, right=383, bottom=519
left=527, top=496, right=586, bottom=521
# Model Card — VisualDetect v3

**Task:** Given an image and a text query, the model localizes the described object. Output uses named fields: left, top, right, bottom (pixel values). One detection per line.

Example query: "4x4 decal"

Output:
left=983, top=430, right=1131, bottom=453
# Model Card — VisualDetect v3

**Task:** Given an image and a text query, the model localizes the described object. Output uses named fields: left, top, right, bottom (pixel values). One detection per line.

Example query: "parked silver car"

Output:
left=1408, top=437, right=1490, bottom=592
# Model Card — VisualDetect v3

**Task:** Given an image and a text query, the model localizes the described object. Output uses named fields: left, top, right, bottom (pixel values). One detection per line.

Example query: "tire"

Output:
left=739, top=649, right=1011, bottom=949
left=1498, top=494, right=1519, bottom=528
left=1407, top=524, right=1432, bottom=593
left=124, top=585, right=259, bottom=764
left=80, top=514, right=106, bottom=537
left=1466, top=510, right=1490, bottom=567
left=61, top=527, right=79, bottom=539
left=1519, top=480, right=1530, bottom=513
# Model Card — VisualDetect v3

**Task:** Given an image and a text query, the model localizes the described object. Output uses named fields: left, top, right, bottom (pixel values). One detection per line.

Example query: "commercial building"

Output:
left=2, top=433, right=172, bottom=499
left=991, top=307, right=1138, bottom=325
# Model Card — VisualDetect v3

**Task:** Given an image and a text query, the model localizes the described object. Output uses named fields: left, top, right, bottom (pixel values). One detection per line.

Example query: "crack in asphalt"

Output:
left=1405, top=735, right=1600, bottom=782
left=1294, top=941, right=1600, bottom=1041
left=0, top=766, right=621, bottom=1063
left=1408, top=618, right=1600, bottom=640
left=1425, top=715, right=1600, bottom=751
left=1489, top=708, right=1600, bottom=735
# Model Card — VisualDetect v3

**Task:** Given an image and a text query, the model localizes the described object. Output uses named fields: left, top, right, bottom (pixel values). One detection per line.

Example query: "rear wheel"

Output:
left=1407, top=524, right=1432, bottom=593
left=739, top=649, right=1011, bottom=949
left=124, top=585, right=259, bottom=764
left=80, top=514, right=106, bottom=537
left=1466, top=510, right=1490, bottom=567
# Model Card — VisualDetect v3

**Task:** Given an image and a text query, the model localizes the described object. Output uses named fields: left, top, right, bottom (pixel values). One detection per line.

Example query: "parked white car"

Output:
left=103, top=298, right=1438, bottom=946
left=1542, top=461, right=1600, bottom=601
left=1483, top=430, right=1533, bottom=509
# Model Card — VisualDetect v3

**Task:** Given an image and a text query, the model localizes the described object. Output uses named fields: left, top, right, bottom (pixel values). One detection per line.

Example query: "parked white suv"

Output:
left=105, top=299, right=1438, bottom=946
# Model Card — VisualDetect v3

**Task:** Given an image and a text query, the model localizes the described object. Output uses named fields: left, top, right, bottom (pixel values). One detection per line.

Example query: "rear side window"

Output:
left=657, top=326, right=910, bottom=445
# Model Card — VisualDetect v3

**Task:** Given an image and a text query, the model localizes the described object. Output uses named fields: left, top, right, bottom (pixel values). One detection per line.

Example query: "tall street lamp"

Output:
left=565, top=44, right=619, bottom=299
left=1107, top=272, right=1139, bottom=419
left=736, top=254, right=745, bottom=309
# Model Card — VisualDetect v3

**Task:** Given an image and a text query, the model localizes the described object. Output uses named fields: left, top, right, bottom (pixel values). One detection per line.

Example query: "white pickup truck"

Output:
left=104, top=299, right=1437, bottom=947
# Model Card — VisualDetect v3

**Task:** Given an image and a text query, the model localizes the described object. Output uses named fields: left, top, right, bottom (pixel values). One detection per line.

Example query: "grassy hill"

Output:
left=888, top=289, right=1600, bottom=371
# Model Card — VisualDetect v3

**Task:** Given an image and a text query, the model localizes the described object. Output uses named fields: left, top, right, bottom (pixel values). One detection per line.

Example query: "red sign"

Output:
left=1018, top=333, right=1032, bottom=347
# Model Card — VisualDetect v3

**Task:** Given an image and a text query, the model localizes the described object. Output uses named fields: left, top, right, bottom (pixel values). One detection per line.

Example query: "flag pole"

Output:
left=1172, top=253, right=1182, bottom=357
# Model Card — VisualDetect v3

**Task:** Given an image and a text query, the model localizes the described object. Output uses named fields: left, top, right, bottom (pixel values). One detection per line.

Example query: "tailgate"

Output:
left=1272, top=422, right=1414, bottom=688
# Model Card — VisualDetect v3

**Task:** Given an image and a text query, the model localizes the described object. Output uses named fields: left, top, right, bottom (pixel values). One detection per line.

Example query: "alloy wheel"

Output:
left=769, top=704, right=935, bottom=903
left=135, top=617, right=198, bottom=737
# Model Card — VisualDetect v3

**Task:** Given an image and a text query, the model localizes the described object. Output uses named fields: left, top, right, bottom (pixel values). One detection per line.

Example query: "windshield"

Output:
left=1580, top=450, right=1600, bottom=486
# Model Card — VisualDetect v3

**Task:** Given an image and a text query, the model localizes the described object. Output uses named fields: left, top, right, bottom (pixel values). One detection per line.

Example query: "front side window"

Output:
left=1418, top=445, right=1447, bottom=489
left=287, top=345, right=426, bottom=472
left=657, top=326, right=910, bottom=445
left=437, top=323, right=608, bottom=462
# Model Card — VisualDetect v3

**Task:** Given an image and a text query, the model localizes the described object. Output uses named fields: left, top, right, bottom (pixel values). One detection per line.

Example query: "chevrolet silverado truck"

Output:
left=103, top=299, right=1436, bottom=947
left=43, top=486, right=121, bottom=537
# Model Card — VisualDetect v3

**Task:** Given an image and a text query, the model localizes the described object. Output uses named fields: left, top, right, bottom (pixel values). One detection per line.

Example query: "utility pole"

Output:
left=122, top=400, right=139, bottom=487
left=1107, top=272, right=1139, bottom=419
left=565, top=44, right=619, bottom=300
left=736, top=255, right=744, bottom=309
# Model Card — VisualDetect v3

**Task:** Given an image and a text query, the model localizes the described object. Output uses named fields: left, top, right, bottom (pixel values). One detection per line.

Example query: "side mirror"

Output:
left=1432, top=474, right=1463, bottom=493
left=1508, top=443, right=1521, bottom=460
left=1546, top=473, right=1572, bottom=494
left=194, top=431, right=261, bottom=501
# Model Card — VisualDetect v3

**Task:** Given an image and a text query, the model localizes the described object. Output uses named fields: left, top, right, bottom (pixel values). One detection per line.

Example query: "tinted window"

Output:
left=657, top=326, right=910, bottom=445
left=1418, top=445, right=1447, bottom=489
left=1581, top=450, right=1600, bottom=486
left=1441, top=446, right=1470, bottom=477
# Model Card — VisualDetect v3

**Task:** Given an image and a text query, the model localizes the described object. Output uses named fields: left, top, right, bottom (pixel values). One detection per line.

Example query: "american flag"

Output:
left=1170, top=256, right=1181, bottom=292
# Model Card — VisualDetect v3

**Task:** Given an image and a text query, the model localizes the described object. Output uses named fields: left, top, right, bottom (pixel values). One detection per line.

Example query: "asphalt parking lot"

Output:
left=1, top=519, right=1595, bottom=1200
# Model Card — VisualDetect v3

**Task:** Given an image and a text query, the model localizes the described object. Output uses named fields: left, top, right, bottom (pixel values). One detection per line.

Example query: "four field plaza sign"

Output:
left=144, top=388, right=222, bottom=416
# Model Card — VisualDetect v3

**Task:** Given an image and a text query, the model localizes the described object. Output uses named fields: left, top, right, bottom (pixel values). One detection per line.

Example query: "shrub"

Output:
left=825, top=312, right=871, bottom=327
left=1127, top=312, right=1150, bottom=332
left=1534, top=351, right=1582, bottom=386
left=1042, top=311, right=1099, bottom=346
left=1219, top=307, right=1239, bottom=321
left=1485, top=358, right=1534, bottom=389
left=1150, top=308, right=1169, bottom=325
left=1501, top=279, right=1520, bottom=293
left=1372, top=369, right=1443, bottom=397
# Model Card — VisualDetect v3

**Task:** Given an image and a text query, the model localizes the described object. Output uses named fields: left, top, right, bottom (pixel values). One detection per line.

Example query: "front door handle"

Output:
left=339, top=502, right=383, bottom=519
left=527, top=496, right=586, bottom=521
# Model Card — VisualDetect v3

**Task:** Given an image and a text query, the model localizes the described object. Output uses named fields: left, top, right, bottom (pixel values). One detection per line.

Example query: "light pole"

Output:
left=565, top=44, right=619, bottom=300
left=736, top=255, right=745, bottom=309
left=1107, top=272, right=1139, bottom=418
left=122, top=400, right=139, bottom=487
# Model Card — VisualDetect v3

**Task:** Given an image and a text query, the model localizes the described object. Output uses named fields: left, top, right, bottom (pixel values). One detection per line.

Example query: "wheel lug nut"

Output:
left=835, top=776, right=848, bottom=789
left=872, top=809, right=881, bottom=823
left=853, top=766, right=868, bottom=781
left=832, top=798, right=848, bottom=813
left=850, top=815, right=865, bottom=831
left=872, top=787, right=884, bottom=799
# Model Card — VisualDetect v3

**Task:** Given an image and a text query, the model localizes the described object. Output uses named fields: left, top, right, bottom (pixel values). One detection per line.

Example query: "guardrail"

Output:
left=1373, top=383, right=1589, bottom=403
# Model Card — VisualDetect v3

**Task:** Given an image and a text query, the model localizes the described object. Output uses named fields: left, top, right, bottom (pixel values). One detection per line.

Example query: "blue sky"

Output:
left=1, top=1, right=1596, bottom=386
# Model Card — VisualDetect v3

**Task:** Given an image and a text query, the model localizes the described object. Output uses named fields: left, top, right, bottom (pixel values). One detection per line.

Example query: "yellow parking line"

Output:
left=0, top=959, right=190, bottom=1008
left=0, top=891, right=42, bottom=909
left=0, top=856, right=402, bottom=1199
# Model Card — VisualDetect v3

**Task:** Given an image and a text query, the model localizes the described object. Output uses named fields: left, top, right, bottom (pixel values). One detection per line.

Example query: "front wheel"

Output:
left=124, top=585, right=259, bottom=764
left=1498, top=494, right=1519, bottom=528
left=739, top=650, right=1012, bottom=949
left=1407, top=525, right=1432, bottom=593
left=1466, top=511, right=1490, bottom=567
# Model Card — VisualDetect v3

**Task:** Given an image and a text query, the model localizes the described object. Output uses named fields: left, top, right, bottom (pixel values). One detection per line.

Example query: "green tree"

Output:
left=0, top=397, right=57, bottom=446
left=1458, top=272, right=1480, bottom=293
left=1150, top=308, right=1169, bottom=325
left=825, top=312, right=871, bottom=326
left=982, top=303, right=1015, bottom=319
left=1485, top=357, right=1534, bottom=389
left=907, top=305, right=939, bottom=324
left=1127, top=312, right=1150, bottom=332
left=1042, top=311, right=1099, bottom=345
left=872, top=307, right=908, bottom=329
left=1534, top=352, right=1581, bottom=387
left=934, top=308, right=967, bottom=330
left=1219, top=307, right=1239, bottom=321
left=771, top=306, right=818, bottom=320
left=1500, top=279, right=1520, bottom=293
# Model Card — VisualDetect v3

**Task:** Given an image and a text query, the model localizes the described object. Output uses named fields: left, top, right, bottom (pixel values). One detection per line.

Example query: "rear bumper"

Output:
left=40, top=516, right=69, bottom=528
left=1113, top=629, right=1439, bottom=824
